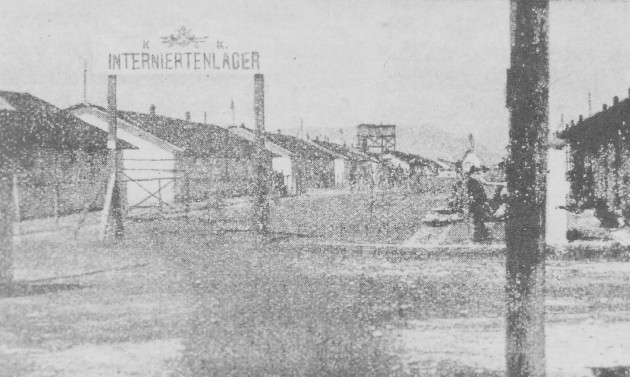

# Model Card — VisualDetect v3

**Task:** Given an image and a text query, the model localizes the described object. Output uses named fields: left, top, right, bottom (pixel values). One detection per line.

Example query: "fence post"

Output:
left=613, top=140, right=622, bottom=209
left=12, top=173, right=21, bottom=244
left=157, top=178, right=163, bottom=212
left=1, top=173, right=14, bottom=292
left=185, top=172, right=190, bottom=221
left=52, top=155, right=60, bottom=226
left=53, top=182, right=60, bottom=226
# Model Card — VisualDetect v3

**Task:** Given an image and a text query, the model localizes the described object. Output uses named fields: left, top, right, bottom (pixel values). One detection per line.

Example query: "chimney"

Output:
left=614, top=96, right=620, bottom=106
left=150, top=104, right=156, bottom=116
left=185, top=111, right=191, bottom=121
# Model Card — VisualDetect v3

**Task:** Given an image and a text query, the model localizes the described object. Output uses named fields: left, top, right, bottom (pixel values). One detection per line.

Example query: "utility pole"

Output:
left=505, top=0, right=549, bottom=376
left=254, top=74, right=269, bottom=233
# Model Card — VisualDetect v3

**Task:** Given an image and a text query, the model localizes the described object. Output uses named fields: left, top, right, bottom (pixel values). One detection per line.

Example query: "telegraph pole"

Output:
left=254, top=74, right=270, bottom=233
left=505, top=0, right=549, bottom=376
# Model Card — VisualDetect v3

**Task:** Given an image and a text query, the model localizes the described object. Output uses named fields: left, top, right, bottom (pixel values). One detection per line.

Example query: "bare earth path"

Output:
left=1, top=216, right=630, bottom=376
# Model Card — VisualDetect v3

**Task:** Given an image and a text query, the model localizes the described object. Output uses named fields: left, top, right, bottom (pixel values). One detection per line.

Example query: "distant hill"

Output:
left=273, top=124, right=505, bottom=165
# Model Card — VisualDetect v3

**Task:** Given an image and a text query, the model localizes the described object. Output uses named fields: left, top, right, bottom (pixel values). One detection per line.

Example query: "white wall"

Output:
left=272, top=156, right=294, bottom=194
left=231, top=127, right=300, bottom=195
left=383, top=155, right=410, bottom=172
left=334, top=158, right=345, bottom=187
left=74, top=111, right=177, bottom=208
left=546, top=146, right=569, bottom=245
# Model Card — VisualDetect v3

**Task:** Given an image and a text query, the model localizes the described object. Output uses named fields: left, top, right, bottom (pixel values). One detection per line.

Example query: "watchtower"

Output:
left=356, top=124, right=396, bottom=154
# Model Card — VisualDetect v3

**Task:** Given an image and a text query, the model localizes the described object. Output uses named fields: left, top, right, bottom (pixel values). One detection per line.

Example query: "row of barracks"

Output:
left=1, top=91, right=411, bottom=219
left=560, top=89, right=630, bottom=213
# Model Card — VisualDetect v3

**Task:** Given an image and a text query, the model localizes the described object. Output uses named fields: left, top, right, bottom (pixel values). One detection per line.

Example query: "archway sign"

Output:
left=93, top=26, right=268, bottom=239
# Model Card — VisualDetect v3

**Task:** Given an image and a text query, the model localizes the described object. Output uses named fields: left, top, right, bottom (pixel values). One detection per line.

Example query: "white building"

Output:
left=68, top=103, right=180, bottom=208
left=229, top=126, right=298, bottom=194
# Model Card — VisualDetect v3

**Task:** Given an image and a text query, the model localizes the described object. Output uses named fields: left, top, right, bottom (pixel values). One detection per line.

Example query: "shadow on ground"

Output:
left=1, top=281, right=87, bottom=298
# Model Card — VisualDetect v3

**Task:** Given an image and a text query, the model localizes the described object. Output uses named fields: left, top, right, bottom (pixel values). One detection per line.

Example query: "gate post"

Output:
left=254, top=74, right=270, bottom=233
left=99, top=75, right=124, bottom=240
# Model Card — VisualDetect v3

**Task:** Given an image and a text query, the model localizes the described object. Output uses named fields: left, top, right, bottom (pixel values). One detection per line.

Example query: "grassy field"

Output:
left=2, top=213, right=630, bottom=376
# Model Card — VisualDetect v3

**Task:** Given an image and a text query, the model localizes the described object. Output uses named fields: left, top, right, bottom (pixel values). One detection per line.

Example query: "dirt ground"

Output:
left=2, top=188, right=630, bottom=376
left=269, top=182, right=452, bottom=244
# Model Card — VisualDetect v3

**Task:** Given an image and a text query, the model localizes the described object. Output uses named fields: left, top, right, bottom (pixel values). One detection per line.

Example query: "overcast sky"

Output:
left=2, top=0, right=630, bottom=153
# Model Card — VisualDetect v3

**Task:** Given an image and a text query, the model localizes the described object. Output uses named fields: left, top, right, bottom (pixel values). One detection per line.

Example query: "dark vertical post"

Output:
left=53, top=183, right=60, bottom=225
left=0, top=173, right=14, bottom=292
left=158, top=178, right=163, bottom=212
left=83, top=59, right=88, bottom=103
left=505, top=1, right=549, bottom=376
left=99, top=75, right=124, bottom=240
left=254, top=74, right=269, bottom=233
left=602, top=145, right=609, bottom=206
left=52, top=157, right=60, bottom=225
left=185, top=171, right=190, bottom=221
left=613, top=140, right=621, bottom=209
left=12, top=173, right=21, bottom=239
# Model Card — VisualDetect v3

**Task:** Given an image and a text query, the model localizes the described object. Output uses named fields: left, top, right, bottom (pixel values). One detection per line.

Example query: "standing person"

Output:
left=467, top=166, right=489, bottom=242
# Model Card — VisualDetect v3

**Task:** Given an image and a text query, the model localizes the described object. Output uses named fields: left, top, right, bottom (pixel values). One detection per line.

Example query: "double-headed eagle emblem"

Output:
left=161, top=26, right=208, bottom=48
